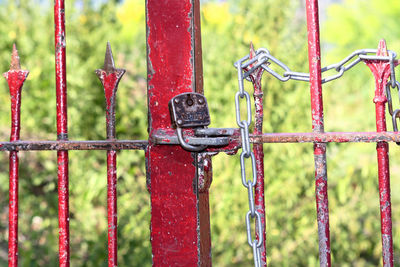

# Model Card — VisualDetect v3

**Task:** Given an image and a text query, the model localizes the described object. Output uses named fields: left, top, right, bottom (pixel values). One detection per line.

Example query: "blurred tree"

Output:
left=0, top=0, right=399, bottom=266
left=0, top=0, right=150, bottom=266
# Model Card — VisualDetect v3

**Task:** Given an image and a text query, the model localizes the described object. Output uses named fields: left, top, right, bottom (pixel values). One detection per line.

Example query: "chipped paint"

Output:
left=306, top=1, right=331, bottom=266
left=96, top=42, right=126, bottom=267
left=3, top=44, right=29, bottom=267
left=364, top=40, right=396, bottom=267
left=146, top=0, right=204, bottom=265
left=246, top=43, right=267, bottom=266
left=54, top=1, right=70, bottom=265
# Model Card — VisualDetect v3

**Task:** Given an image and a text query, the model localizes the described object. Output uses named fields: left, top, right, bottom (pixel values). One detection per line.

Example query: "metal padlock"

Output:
left=169, top=93, right=210, bottom=128
left=169, top=92, right=210, bottom=151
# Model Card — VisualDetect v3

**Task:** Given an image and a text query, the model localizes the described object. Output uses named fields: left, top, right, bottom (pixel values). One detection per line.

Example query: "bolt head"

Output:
left=174, top=98, right=180, bottom=104
left=177, top=119, right=183, bottom=125
left=198, top=98, right=204, bottom=105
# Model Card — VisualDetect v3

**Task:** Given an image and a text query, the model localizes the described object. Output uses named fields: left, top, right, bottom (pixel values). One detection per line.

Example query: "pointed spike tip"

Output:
left=249, top=42, right=256, bottom=58
left=103, top=42, right=115, bottom=73
left=10, top=43, right=21, bottom=71
left=377, top=39, right=388, bottom=56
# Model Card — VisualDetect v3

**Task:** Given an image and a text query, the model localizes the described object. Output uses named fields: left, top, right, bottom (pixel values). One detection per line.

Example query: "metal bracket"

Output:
left=168, top=92, right=234, bottom=151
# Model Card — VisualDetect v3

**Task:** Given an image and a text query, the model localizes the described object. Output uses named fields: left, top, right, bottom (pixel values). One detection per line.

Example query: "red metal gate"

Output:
left=1, top=0, right=399, bottom=266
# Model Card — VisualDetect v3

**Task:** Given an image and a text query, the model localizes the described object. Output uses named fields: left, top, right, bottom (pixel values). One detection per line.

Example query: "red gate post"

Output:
left=247, top=43, right=267, bottom=266
left=3, top=44, right=29, bottom=267
left=54, top=0, right=70, bottom=265
left=96, top=43, right=126, bottom=267
left=146, top=0, right=211, bottom=266
left=305, top=1, right=331, bottom=266
left=364, top=40, right=397, bottom=267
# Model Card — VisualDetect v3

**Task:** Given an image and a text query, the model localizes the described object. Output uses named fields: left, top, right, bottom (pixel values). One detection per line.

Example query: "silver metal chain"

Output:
left=235, top=52, right=264, bottom=267
left=235, top=48, right=397, bottom=84
left=234, top=47, right=399, bottom=267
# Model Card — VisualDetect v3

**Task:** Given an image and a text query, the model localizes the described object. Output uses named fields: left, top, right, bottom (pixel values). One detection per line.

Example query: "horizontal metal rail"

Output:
left=0, top=140, right=148, bottom=151
left=1, top=131, right=399, bottom=152
left=251, top=131, right=400, bottom=143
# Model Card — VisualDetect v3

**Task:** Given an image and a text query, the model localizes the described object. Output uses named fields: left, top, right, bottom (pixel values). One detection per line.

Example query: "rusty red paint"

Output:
left=193, top=0, right=213, bottom=263
left=198, top=153, right=213, bottom=266
left=146, top=0, right=205, bottom=265
left=0, top=140, right=147, bottom=151
left=247, top=43, right=267, bottom=266
left=251, top=132, right=400, bottom=144
left=96, top=43, right=125, bottom=267
left=306, top=1, right=331, bottom=266
left=364, top=40, right=397, bottom=267
left=54, top=0, right=70, bottom=265
left=3, top=44, right=29, bottom=267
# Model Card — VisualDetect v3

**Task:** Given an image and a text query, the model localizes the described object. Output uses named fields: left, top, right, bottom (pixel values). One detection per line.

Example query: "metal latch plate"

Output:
left=169, top=92, right=210, bottom=128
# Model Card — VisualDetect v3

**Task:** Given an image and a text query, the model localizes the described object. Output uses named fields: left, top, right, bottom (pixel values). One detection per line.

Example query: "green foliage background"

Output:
left=0, top=0, right=399, bottom=266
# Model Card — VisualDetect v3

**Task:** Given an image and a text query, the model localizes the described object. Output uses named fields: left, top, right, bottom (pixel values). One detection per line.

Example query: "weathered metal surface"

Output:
left=364, top=40, right=396, bottom=267
left=194, top=0, right=212, bottom=263
left=169, top=93, right=210, bottom=128
left=197, top=153, right=213, bottom=266
left=251, top=132, right=400, bottom=143
left=3, top=44, right=29, bottom=267
left=54, top=1, right=70, bottom=265
left=151, top=128, right=239, bottom=153
left=2, top=131, right=400, bottom=153
left=0, top=140, right=147, bottom=151
left=247, top=43, right=267, bottom=266
left=306, top=1, right=331, bottom=266
left=146, top=0, right=206, bottom=265
left=96, top=42, right=126, bottom=267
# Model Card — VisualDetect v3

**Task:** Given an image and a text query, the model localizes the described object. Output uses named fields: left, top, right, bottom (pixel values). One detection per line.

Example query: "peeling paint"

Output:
left=95, top=42, right=126, bottom=267
left=364, top=40, right=395, bottom=267
left=3, top=44, right=29, bottom=267
left=146, top=1, right=203, bottom=265
left=54, top=1, right=70, bottom=265
left=306, top=1, right=331, bottom=265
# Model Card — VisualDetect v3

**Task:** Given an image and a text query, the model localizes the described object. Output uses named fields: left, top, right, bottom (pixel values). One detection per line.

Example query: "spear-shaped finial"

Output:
left=95, top=42, right=126, bottom=140
left=10, top=44, right=21, bottom=71
left=3, top=44, right=29, bottom=95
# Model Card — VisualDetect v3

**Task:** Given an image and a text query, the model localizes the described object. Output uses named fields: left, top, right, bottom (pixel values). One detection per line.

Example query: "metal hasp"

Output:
left=3, top=44, right=29, bottom=267
left=54, top=0, right=70, bottom=265
left=305, top=1, right=331, bottom=266
left=95, top=42, right=126, bottom=267
left=170, top=92, right=210, bottom=151
left=146, top=0, right=212, bottom=266
left=169, top=92, right=231, bottom=151
left=363, top=40, right=398, bottom=267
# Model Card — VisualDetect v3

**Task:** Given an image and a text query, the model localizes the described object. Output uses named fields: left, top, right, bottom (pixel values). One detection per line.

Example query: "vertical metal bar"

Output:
left=364, top=40, right=394, bottom=267
left=146, top=0, right=204, bottom=265
left=248, top=43, right=267, bottom=267
left=193, top=0, right=213, bottom=265
left=3, top=44, right=29, bottom=267
left=54, top=1, right=70, bottom=265
left=305, top=1, right=331, bottom=266
left=198, top=154, right=213, bottom=267
left=96, top=43, right=126, bottom=267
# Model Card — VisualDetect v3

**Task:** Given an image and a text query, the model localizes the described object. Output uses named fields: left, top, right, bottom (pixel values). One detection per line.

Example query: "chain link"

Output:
left=234, top=46, right=399, bottom=266
left=236, top=48, right=397, bottom=85
left=235, top=55, right=263, bottom=267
